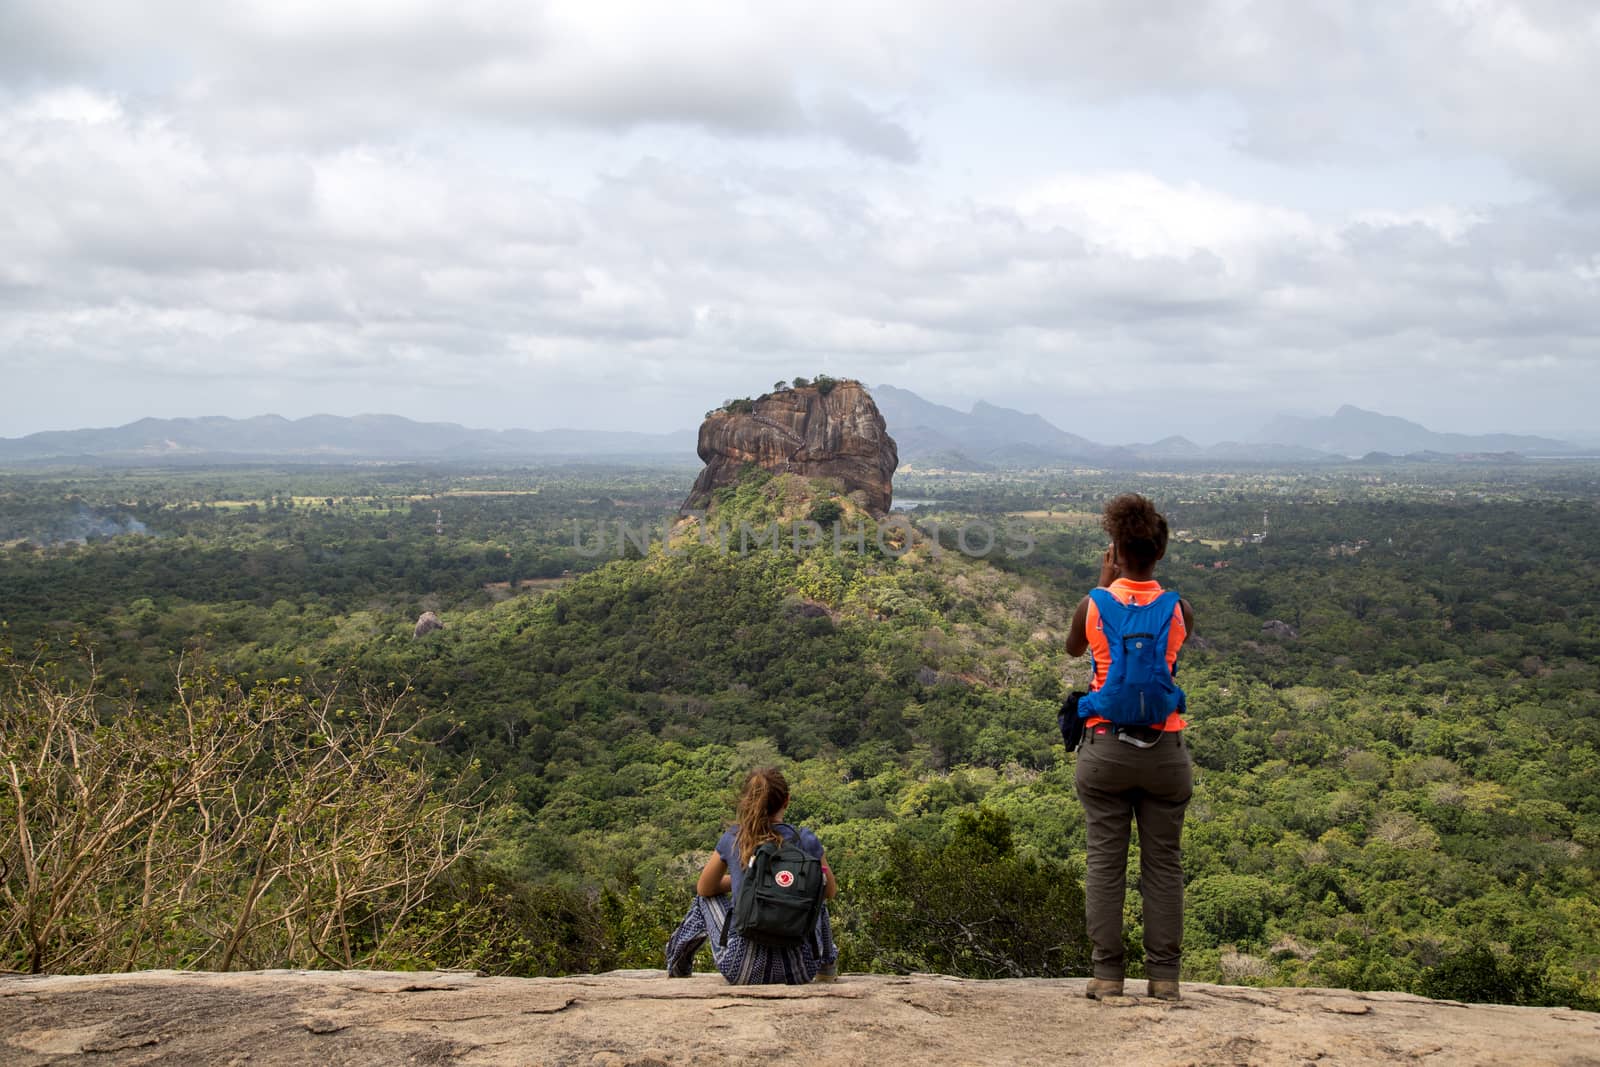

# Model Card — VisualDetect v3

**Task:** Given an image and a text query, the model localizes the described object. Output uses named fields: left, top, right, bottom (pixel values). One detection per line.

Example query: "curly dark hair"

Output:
left=1103, top=493, right=1169, bottom=571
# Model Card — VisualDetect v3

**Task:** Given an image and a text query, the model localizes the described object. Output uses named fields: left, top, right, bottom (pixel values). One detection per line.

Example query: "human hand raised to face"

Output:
left=1099, top=543, right=1121, bottom=587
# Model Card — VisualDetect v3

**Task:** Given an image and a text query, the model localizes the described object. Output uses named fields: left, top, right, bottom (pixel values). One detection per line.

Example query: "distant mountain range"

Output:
left=0, top=414, right=698, bottom=464
left=871, top=390, right=1577, bottom=466
left=0, top=394, right=1579, bottom=467
left=870, top=385, right=1113, bottom=468
left=1251, top=405, right=1571, bottom=458
left=871, top=386, right=1343, bottom=467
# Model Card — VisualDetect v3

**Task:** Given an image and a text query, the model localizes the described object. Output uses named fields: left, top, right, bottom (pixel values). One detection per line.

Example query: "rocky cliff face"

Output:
left=683, top=380, right=898, bottom=517
left=5, top=970, right=1598, bottom=1066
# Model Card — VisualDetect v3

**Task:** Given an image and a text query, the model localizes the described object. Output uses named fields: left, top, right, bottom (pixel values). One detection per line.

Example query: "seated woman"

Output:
left=665, top=766, right=839, bottom=984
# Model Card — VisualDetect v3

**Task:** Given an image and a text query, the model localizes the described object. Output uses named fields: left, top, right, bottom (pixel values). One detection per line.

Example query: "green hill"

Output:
left=1, top=461, right=1597, bottom=1006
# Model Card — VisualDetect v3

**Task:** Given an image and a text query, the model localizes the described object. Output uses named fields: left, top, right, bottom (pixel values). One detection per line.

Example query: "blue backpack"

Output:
left=1077, top=588, right=1186, bottom=727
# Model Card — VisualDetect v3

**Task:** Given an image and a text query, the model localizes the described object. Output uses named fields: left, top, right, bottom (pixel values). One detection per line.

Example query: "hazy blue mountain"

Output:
left=1096, top=434, right=1338, bottom=465
left=872, top=384, right=1109, bottom=464
left=1191, top=441, right=1342, bottom=463
left=875, top=387, right=1349, bottom=466
left=2, top=394, right=1576, bottom=468
left=1135, top=435, right=1203, bottom=458
left=0, top=414, right=697, bottom=463
left=1255, top=405, right=1572, bottom=457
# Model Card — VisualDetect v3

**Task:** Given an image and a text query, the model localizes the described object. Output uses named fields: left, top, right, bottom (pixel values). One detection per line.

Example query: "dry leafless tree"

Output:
left=0, top=653, right=483, bottom=974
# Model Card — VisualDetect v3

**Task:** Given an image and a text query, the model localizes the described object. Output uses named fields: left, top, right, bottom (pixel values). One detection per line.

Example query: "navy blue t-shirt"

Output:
left=716, top=823, right=824, bottom=902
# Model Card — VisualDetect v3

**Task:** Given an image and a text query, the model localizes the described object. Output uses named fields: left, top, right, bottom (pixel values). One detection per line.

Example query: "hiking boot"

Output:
left=813, top=962, right=839, bottom=983
left=1085, top=977, right=1124, bottom=999
left=1147, top=979, right=1181, bottom=1001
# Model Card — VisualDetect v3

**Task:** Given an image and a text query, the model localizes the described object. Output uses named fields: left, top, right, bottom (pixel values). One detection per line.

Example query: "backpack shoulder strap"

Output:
left=1087, top=586, right=1120, bottom=610
left=1093, top=587, right=1181, bottom=623
left=1087, top=586, right=1124, bottom=631
left=1148, top=589, right=1182, bottom=625
left=720, top=841, right=769, bottom=948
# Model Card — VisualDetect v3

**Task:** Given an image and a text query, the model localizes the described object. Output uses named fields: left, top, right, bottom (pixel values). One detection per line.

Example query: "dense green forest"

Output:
left=1, top=459, right=1596, bottom=1008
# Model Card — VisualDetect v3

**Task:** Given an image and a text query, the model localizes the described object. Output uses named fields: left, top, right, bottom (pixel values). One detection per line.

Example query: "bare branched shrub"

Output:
left=1220, top=949, right=1274, bottom=982
left=0, top=654, right=482, bottom=974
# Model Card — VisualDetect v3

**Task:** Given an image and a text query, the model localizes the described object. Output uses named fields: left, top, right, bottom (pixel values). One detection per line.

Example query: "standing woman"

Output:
left=1065, top=494, right=1195, bottom=1001
left=665, top=767, right=839, bottom=984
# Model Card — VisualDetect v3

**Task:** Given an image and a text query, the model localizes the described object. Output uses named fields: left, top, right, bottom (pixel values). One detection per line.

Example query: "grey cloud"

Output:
left=3, top=1, right=1599, bottom=441
left=925, top=0, right=1600, bottom=201
left=6, top=111, right=1596, bottom=409
left=0, top=0, right=904, bottom=160
left=811, top=90, right=918, bottom=163
left=7, top=1, right=1597, bottom=191
left=0, top=4, right=101, bottom=85
left=457, top=56, right=808, bottom=136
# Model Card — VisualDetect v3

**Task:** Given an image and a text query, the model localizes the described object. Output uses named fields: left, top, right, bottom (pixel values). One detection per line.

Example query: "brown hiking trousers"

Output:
left=1074, top=727, right=1193, bottom=981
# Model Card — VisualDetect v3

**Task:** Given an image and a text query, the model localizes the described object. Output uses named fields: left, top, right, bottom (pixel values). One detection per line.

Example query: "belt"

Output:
left=1086, top=724, right=1182, bottom=749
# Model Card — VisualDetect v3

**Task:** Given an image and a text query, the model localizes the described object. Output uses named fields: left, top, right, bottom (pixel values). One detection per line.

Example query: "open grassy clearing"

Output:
left=1005, top=510, right=1101, bottom=524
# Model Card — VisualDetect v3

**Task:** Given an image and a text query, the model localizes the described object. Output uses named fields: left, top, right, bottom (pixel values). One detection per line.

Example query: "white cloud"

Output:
left=14, top=87, right=123, bottom=124
left=1016, top=172, right=1320, bottom=264
left=3, top=1, right=1598, bottom=189
left=2, top=1, right=1599, bottom=441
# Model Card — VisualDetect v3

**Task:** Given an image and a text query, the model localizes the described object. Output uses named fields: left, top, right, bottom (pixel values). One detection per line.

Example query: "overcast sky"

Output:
left=3, top=1, right=1598, bottom=445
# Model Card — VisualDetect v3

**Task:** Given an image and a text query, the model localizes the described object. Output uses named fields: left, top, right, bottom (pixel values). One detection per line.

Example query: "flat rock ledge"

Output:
left=4, top=969, right=1598, bottom=1067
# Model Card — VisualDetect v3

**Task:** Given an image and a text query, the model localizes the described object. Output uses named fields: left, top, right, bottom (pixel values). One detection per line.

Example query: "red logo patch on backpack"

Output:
left=775, top=870, right=795, bottom=888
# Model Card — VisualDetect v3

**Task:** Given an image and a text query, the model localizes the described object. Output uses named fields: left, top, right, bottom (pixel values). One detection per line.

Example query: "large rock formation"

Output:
left=683, top=380, right=898, bottom=517
left=5, top=970, right=1599, bottom=1066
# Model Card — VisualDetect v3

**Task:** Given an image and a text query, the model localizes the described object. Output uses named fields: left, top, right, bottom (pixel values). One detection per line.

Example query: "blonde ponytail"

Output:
left=735, top=767, right=790, bottom=866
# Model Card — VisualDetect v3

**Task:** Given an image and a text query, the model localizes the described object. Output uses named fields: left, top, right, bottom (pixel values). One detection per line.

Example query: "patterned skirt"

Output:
left=665, top=893, right=837, bottom=985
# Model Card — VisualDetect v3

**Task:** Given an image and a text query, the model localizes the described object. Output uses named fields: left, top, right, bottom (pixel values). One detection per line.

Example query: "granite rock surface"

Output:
left=683, top=381, right=898, bottom=517
left=5, top=969, right=1598, bottom=1066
